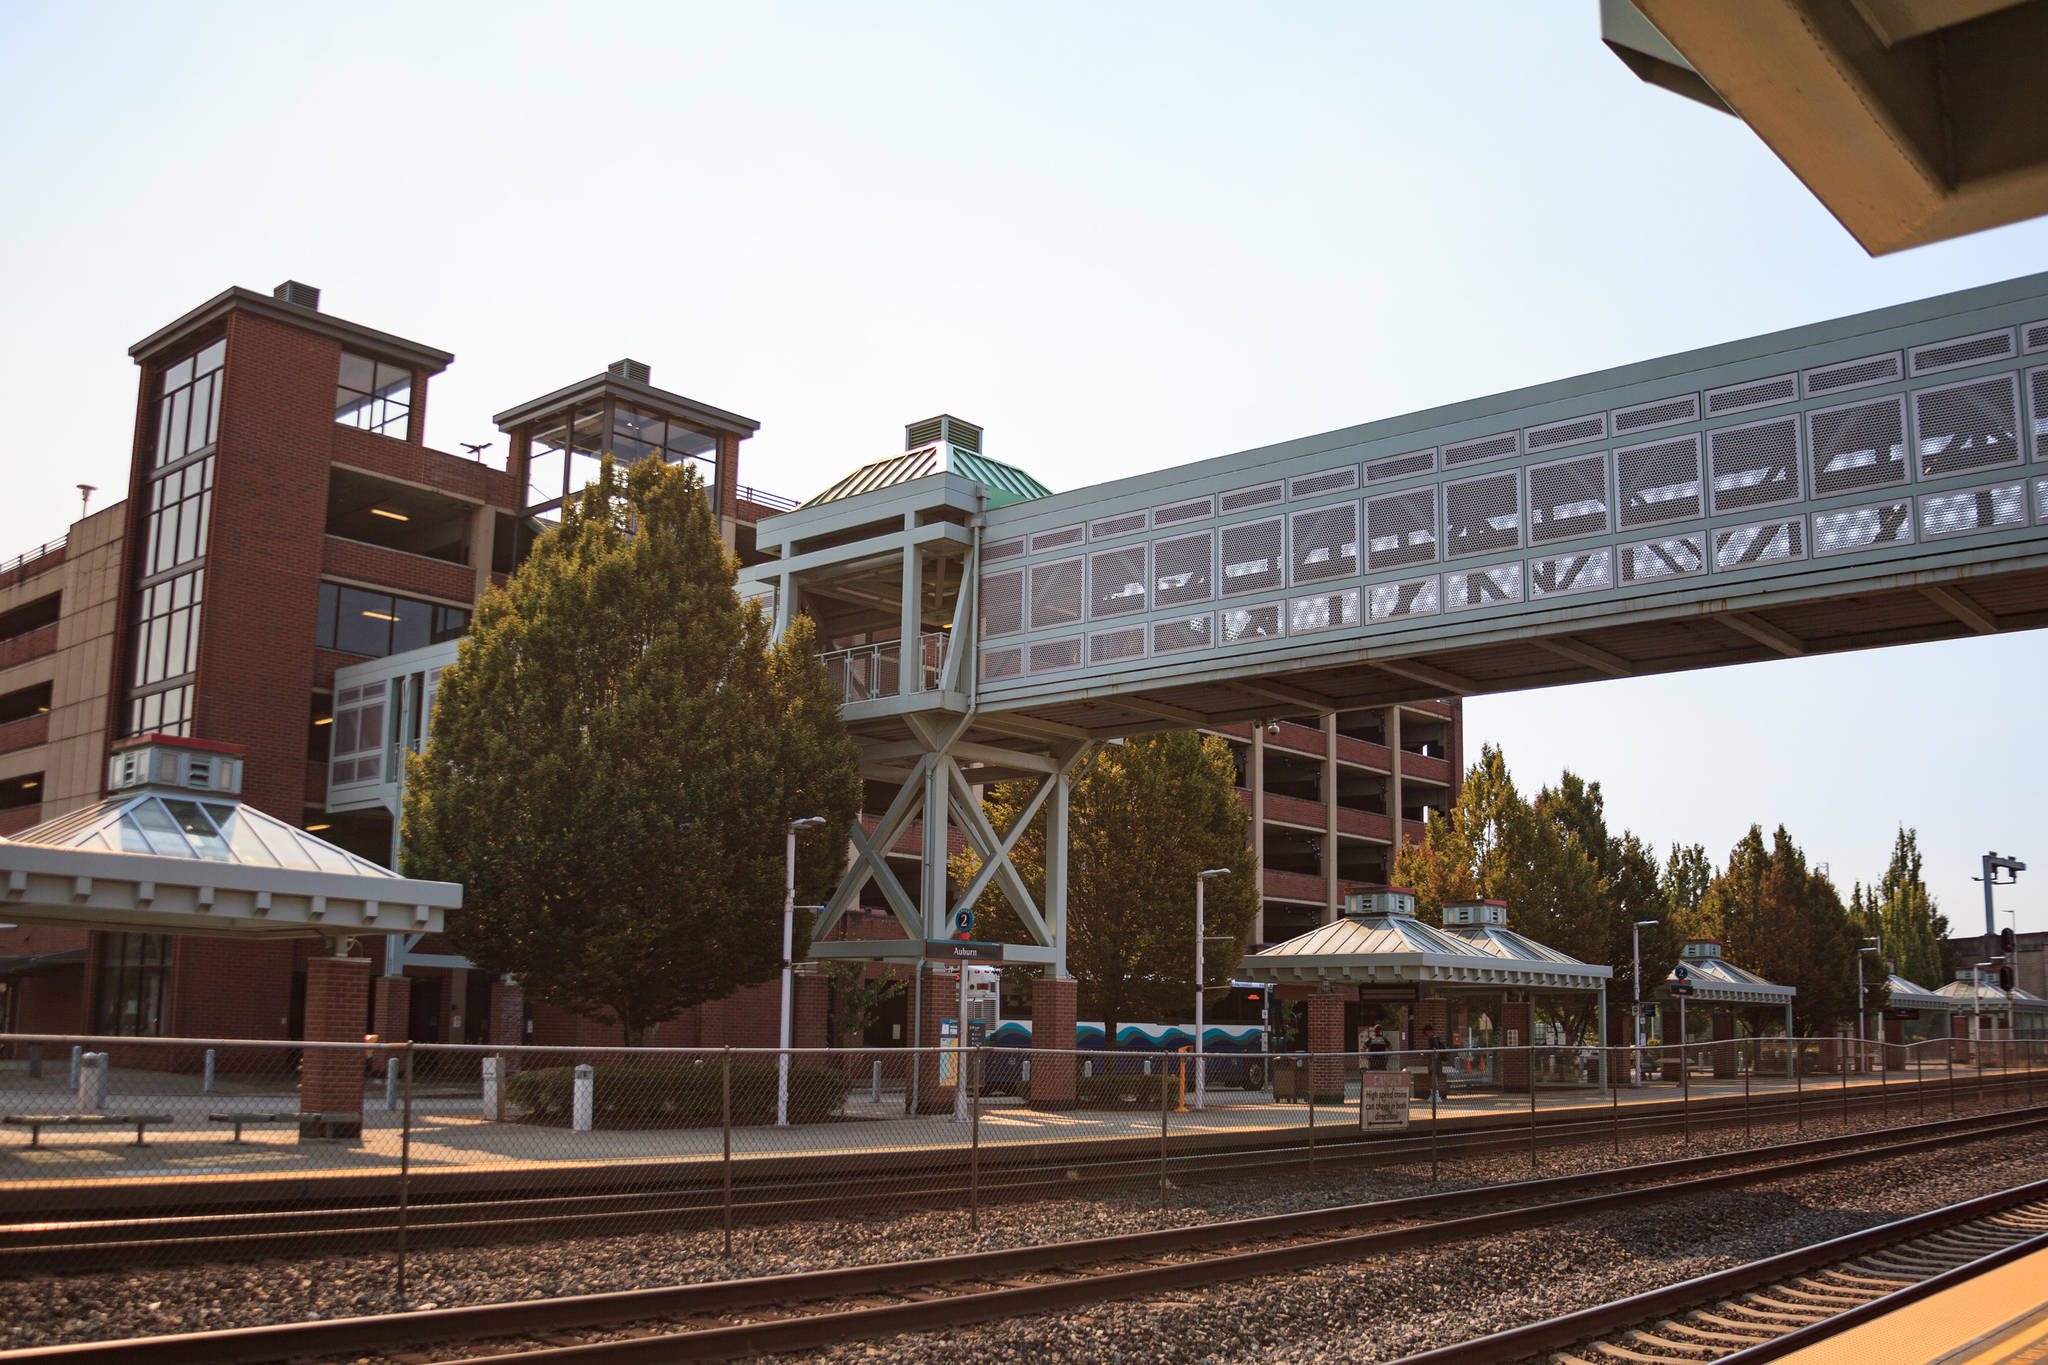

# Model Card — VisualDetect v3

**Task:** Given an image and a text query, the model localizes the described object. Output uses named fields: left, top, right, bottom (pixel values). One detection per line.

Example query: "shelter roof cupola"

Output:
left=108, top=734, right=244, bottom=799
left=801, top=416, right=1053, bottom=510
left=1442, top=899, right=1508, bottom=929
left=1683, top=939, right=1725, bottom=960
left=1342, top=887, right=1416, bottom=918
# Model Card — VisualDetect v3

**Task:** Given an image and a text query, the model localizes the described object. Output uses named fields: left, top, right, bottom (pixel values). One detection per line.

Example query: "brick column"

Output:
left=1030, top=975, right=1079, bottom=1109
left=914, top=966, right=954, bottom=1113
left=1883, top=1015, right=1905, bottom=1068
left=490, top=978, right=525, bottom=1069
left=794, top=974, right=831, bottom=1050
left=1502, top=1000, right=1532, bottom=1092
left=1711, top=1008, right=1736, bottom=1079
left=300, top=955, right=370, bottom=1141
left=1413, top=996, right=1448, bottom=1097
left=1307, top=995, right=1347, bottom=1101
left=371, top=973, right=411, bottom=1045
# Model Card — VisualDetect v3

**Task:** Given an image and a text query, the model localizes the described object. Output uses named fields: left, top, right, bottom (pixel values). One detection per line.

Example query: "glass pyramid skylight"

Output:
left=15, top=793, right=398, bottom=877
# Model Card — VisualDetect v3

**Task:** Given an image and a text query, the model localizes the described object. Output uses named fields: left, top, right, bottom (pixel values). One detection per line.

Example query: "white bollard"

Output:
left=68, top=1045, right=81, bottom=1090
left=481, top=1056, right=502, bottom=1121
left=203, top=1049, right=216, bottom=1094
left=78, top=1052, right=106, bottom=1111
left=1023, top=1058, right=1032, bottom=1086
left=571, top=1063, right=594, bottom=1133
left=871, top=1059, right=882, bottom=1104
left=384, top=1058, right=399, bottom=1111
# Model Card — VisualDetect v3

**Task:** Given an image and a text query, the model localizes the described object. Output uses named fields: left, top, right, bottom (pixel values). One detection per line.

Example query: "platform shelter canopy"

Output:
left=1238, top=897, right=1611, bottom=992
left=1653, top=942, right=1796, bottom=1007
left=1935, top=975, right=2010, bottom=1009
left=0, top=736, right=457, bottom=941
left=1882, top=974, right=1956, bottom=1013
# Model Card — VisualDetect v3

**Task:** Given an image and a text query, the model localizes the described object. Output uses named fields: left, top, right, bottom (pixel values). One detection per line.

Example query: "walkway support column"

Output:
left=1307, top=991, right=1350, bottom=1103
left=301, top=953, right=372, bottom=1141
left=1031, top=975, right=1078, bottom=1109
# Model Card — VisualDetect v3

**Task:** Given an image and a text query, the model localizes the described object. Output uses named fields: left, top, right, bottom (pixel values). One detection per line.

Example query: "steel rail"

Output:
left=2, top=1088, right=2032, bottom=1273
left=18, top=1109, right=2048, bottom=1365
left=1386, top=1180, right=2048, bottom=1365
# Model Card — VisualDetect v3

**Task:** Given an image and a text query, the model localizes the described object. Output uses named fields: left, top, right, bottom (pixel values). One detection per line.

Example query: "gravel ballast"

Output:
left=0, top=1098, right=2038, bottom=1355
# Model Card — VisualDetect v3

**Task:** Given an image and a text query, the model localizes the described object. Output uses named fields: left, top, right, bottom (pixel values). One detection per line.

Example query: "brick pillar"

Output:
left=794, top=974, right=831, bottom=1050
left=300, top=955, right=370, bottom=1140
left=1502, top=1000, right=1532, bottom=1092
left=915, top=966, right=954, bottom=1113
left=1711, top=1008, right=1736, bottom=1079
left=371, top=973, right=411, bottom=1045
left=490, top=978, right=525, bottom=1070
left=1030, top=975, right=1079, bottom=1110
left=1819, top=1035, right=1840, bottom=1073
left=1883, top=1015, right=1904, bottom=1068
left=1413, top=996, right=1448, bottom=1097
left=1307, top=995, right=1347, bottom=1101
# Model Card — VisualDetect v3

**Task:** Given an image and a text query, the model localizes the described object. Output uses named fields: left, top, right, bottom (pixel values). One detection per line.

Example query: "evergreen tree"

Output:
left=1869, top=827, right=1947, bottom=987
left=955, top=732, right=1258, bottom=1049
left=1706, top=825, right=1872, bottom=1033
left=401, top=458, right=862, bottom=1044
left=1661, top=842, right=1715, bottom=938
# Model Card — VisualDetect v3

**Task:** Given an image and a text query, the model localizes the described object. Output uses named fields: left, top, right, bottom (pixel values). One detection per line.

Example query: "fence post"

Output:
left=1840, top=1040, right=1848, bottom=1125
left=1794, top=1038, right=1803, bottom=1133
left=1916, top=1041, right=1923, bottom=1120
left=871, top=1059, right=882, bottom=1105
left=24, top=1043, right=39, bottom=1080
left=1158, top=1053, right=1170, bottom=1211
left=67, top=1045, right=80, bottom=1090
left=1528, top=1044, right=1537, bottom=1176
left=203, top=1048, right=216, bottom=1094
left=1743, top=1047, right=1751, bottom=1143
left=1307, top=1065, right=1317, bottom=1172
left=1610, top=1046, right=1620, bottom=1157
left=970, top=1047, right=982, bottom=1234
left=395, top=1043, right=414, bottom=1306
left=1429, top=1079, right=1438, bottom=1183
left=384, top=1057, right=398, bottom=1111
left=572, top=1063, right=595, bottom=1133
left=721, top=1047, right=733, bottom=1258
left=1948, top=1035, right=1956, bottom=1116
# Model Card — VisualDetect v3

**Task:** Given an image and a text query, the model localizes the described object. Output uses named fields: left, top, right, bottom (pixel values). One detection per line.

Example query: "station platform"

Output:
left=1773, top=1241, right=2048, bottom=1365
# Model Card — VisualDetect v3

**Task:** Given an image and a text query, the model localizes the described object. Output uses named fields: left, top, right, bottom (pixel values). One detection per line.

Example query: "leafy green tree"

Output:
left=825, top=963, right=905, bottom=1049
left=955, top=732, right=1259, bottom=1049
left=1662, top=842, right=1715, bottom=939
left=1395, top=748, right=1676, bottom=1043
left=402, top=458, right=862, bottom=1044
left=1868, top=827, right=1947, bottom=987
left=1706, top=825, right=1872, bottom=1033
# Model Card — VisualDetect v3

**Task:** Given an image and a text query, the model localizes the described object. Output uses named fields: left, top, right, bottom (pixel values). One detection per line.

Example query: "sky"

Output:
left=0, top=2, right=2042, bottom=940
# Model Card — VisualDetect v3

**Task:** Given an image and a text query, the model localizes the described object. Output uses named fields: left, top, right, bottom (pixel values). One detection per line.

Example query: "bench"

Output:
left=210, top=1112, right=362, bottom=1142
left=2, top=1114, right=170, bottom=1148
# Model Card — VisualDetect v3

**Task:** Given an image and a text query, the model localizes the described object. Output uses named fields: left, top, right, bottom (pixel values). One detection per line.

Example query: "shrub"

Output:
left=504, top=1060, right=852, bottom=1128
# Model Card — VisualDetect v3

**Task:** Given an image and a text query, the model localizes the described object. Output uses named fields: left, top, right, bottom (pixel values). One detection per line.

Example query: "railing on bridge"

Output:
left=819, top=632, right=949, bottom=704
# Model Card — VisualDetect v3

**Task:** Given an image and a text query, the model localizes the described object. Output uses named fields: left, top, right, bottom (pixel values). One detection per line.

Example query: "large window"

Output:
left=126, top=341, right=222, bottom=738
left=316, top=582, right=469, bottom=658
left=154, top=340, right=223, bottom=468
left=521, top=401, right=719, bottom=521
left=93, top=933, right=171, bottom=1037
left=335, top=352, right=412, bottom=439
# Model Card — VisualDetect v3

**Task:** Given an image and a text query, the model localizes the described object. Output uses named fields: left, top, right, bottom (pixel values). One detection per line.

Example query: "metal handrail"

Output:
left=736, top=484, right=798, bottom=511
left=0, top=535, right=67, bottom=580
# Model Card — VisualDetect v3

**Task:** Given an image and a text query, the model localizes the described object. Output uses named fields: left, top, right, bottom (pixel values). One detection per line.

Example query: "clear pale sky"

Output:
left=1, top=3, right=2042, bottom=940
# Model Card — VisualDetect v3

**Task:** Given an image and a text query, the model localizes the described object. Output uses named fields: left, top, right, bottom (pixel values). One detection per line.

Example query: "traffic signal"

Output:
left=2001, top=927, right=2017, bottom=954
left=2000, top=966, right=2015, bottom=992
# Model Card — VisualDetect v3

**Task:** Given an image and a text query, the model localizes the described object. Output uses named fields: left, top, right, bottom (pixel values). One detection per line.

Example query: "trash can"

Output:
left=1272, top=1055, right=1310, bottom=1102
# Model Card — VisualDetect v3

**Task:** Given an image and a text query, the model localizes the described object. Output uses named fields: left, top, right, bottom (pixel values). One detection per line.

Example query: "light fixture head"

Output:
left=369, top=507, right=410, bottom=521
left=1197, top=867, right=1231, bottom=880
left=789, top=815, right=826, bottom=831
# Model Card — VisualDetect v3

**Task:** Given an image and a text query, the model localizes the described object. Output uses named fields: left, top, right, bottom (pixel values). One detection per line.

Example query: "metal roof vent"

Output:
left=608, top=359, right=651, bottom=385
left=906, top=415, right=982, bottom=454
left=272, top=281, right=321, bottom=311
left=1443, top=900, right=1508, bottom=929
left=1344, top=887, right=1417, bottom=918
left=108, top=735, right=245, bottom=797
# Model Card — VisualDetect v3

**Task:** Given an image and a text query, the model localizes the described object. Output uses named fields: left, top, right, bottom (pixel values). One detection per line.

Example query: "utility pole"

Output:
left=1858, top=938, right=1881, bottom=1074
left=1632, top=920, right=1658, bottom=1087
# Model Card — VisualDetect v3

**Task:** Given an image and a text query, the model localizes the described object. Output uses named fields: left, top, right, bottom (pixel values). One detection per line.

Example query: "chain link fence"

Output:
left=0, top=1030, right=2039, bottom=1304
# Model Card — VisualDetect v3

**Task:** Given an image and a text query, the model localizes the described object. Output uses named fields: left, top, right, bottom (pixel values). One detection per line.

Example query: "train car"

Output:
left=982, top=985, right=1272, bottom=1092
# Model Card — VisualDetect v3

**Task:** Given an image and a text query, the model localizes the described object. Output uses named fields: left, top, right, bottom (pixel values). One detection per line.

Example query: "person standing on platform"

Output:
left=1366, top=1024, right=1392, bottom=1072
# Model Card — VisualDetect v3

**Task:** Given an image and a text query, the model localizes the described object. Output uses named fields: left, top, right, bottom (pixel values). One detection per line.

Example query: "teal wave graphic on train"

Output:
left=982, top=1015, right=1270, bottom=1091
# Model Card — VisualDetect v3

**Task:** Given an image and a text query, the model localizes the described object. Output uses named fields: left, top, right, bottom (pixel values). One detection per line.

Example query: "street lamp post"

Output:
left=1194, top=869, right=1231, bottom=1111
left=1857, top=939, right=1880, bottom=1074
left=779, top=816, right=826, bottom=1127
left=1632, top=920, right=1659, bottom=1087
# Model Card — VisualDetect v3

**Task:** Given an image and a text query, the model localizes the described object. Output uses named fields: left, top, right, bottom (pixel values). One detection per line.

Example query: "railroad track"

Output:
left=3, top=1077, right=2033, bottom=1274
left=1389, top=1181, right=2048, bottom=1365
left=18, top=1110, right=2048, bottom=1365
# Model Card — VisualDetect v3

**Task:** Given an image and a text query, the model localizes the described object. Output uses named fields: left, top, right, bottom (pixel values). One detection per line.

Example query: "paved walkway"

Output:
left=0, top=1058, right=2034, bottom=1190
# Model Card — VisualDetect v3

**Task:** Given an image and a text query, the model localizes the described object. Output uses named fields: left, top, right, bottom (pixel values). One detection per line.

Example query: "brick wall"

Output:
left=320, top=537, right=477, bottom=604
left=299, top=955, right=370, bottom=1127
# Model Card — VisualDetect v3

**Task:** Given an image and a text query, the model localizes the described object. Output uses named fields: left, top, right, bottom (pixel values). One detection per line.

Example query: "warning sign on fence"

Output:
left=1358, top=1071, right=1409, bottom=1132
